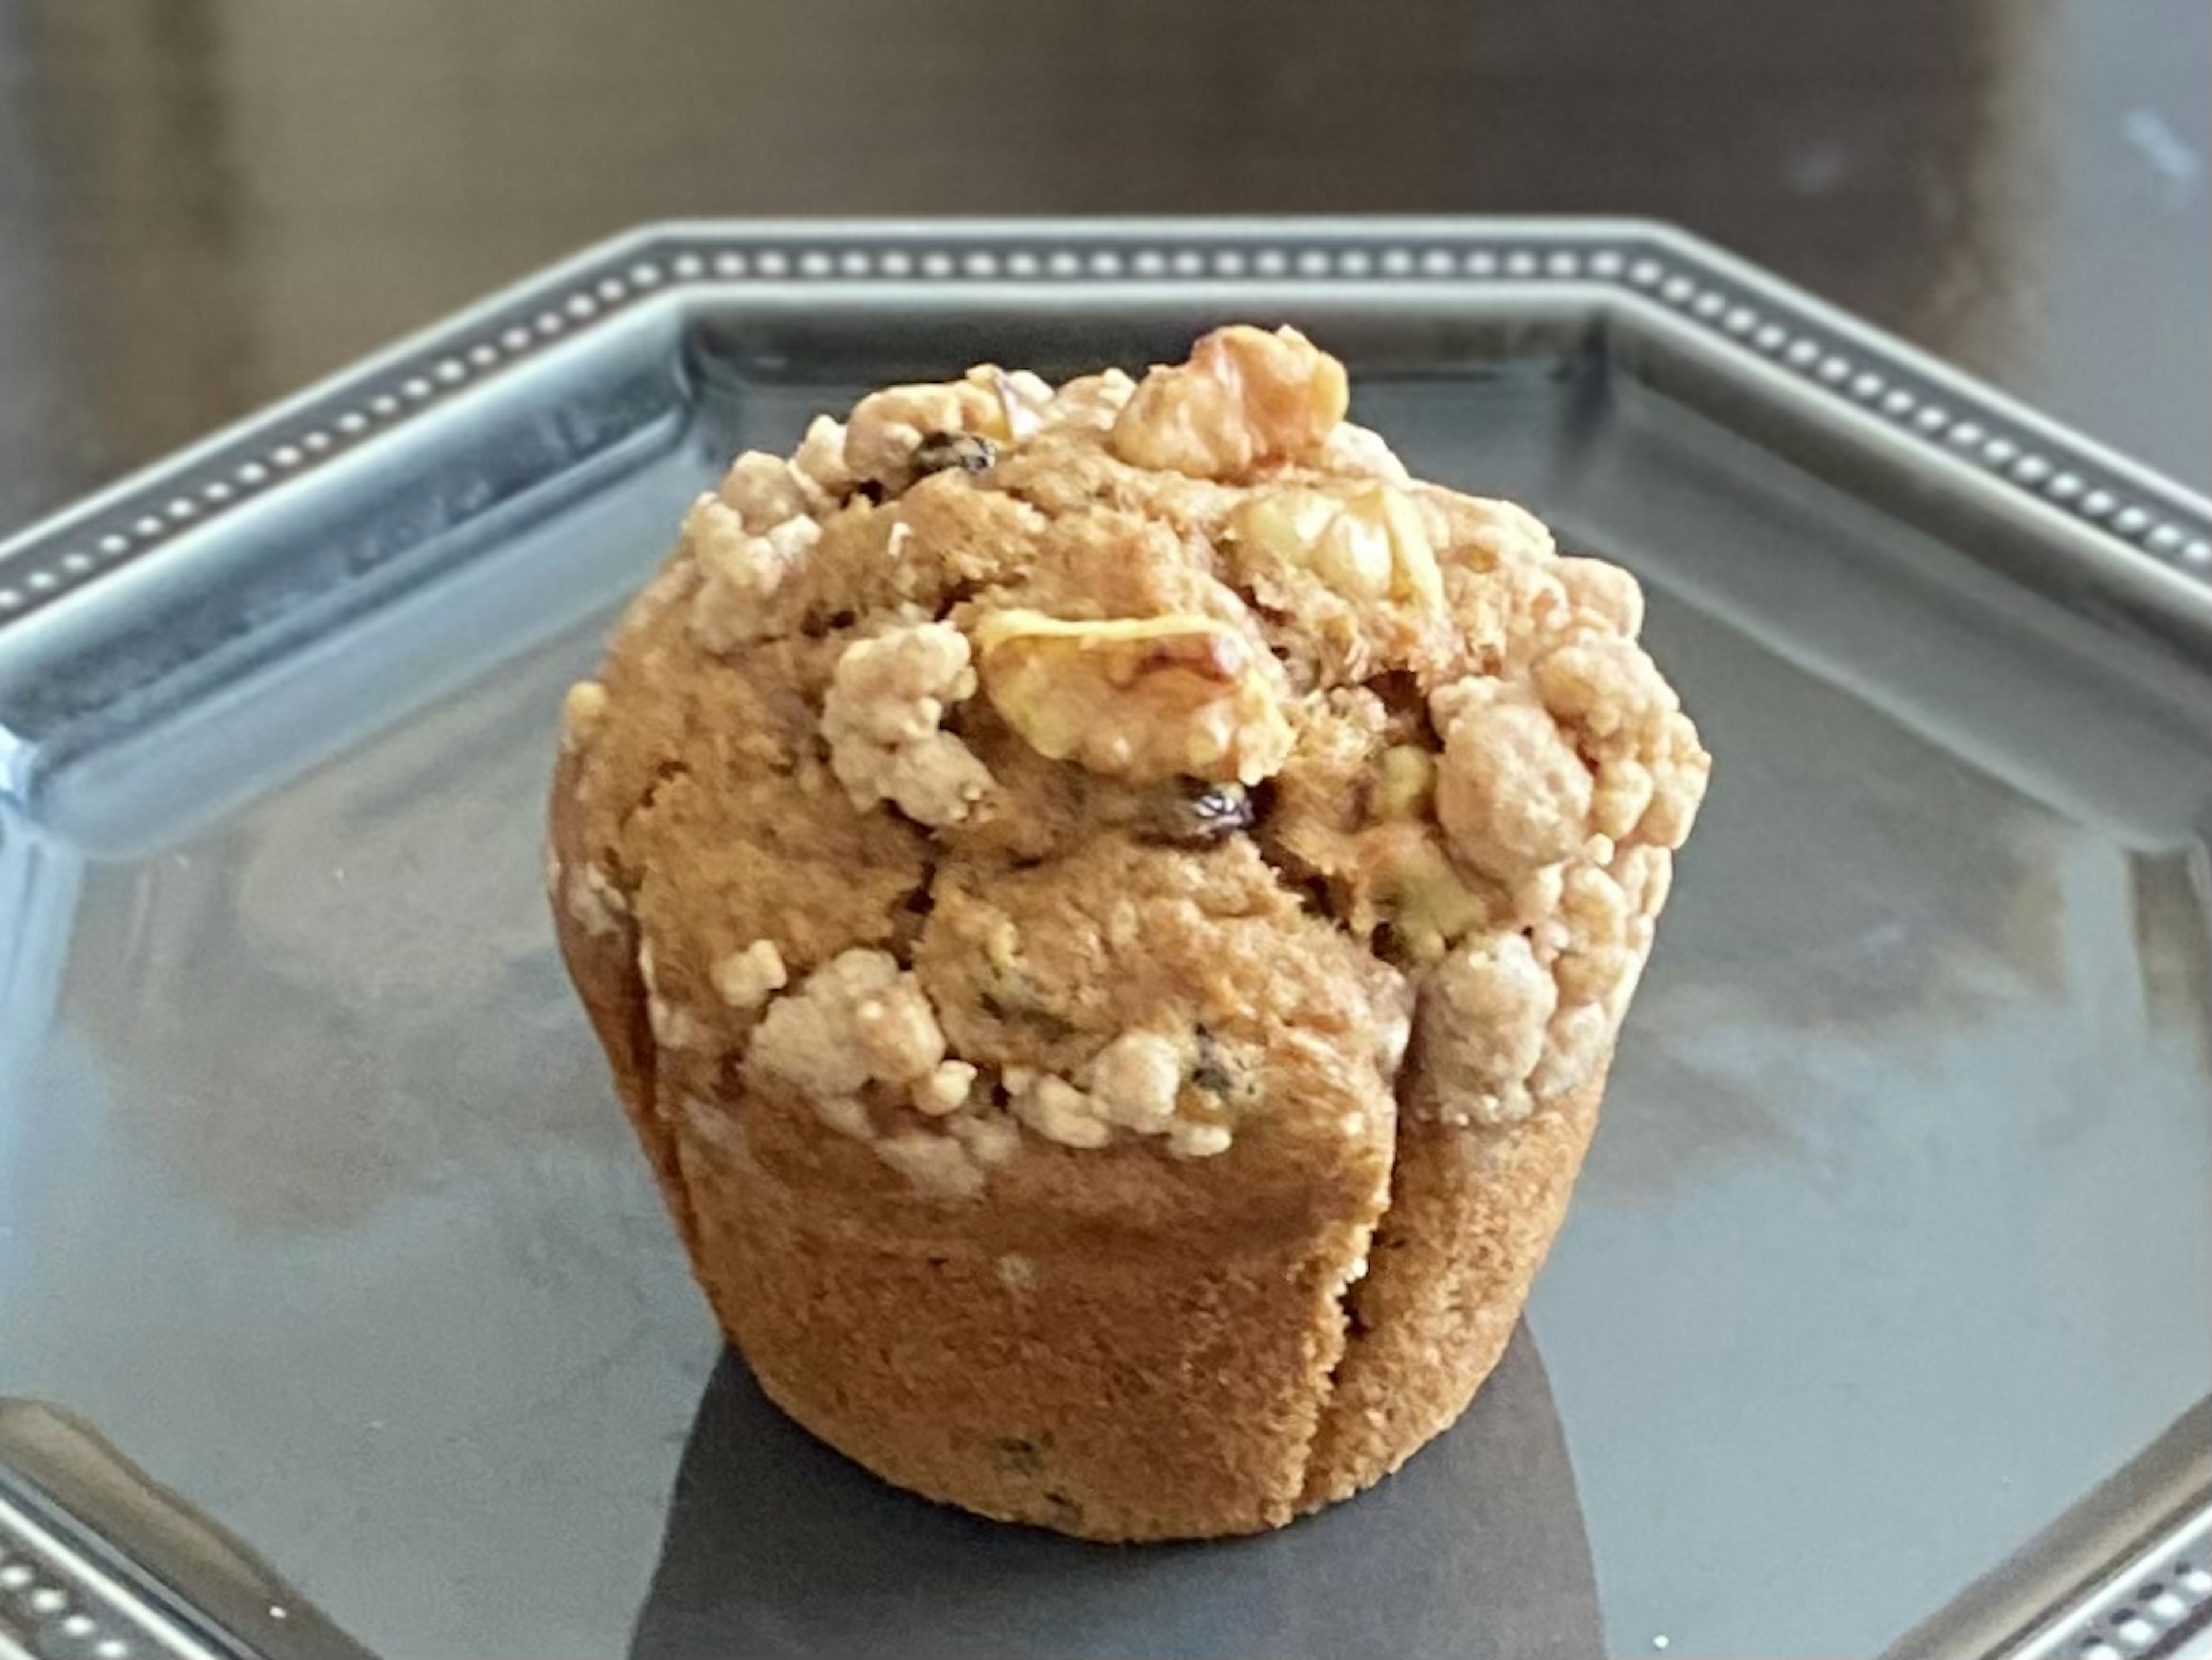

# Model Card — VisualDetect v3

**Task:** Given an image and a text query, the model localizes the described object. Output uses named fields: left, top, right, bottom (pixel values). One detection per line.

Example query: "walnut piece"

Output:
left=1231, top=483, right=1443, bottom=608
left=1109, top=325, right=1349, bottom=480
left=1370, top=745, right=1437, bottom=822
left=821, top=623, right=995, bottom=827
left=974, top=609, right=1294, bottom=786
left=968, top=365, right=1055, bottom=442
left=1374, top=829, right=1493, bottom=964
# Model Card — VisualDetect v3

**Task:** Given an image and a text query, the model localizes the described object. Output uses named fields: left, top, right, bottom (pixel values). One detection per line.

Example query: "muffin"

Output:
left=547, top=327, right=1709, bottom=1541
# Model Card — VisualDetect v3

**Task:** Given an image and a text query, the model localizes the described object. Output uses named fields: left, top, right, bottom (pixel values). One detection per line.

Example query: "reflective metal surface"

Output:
left=0, top=1400, right=376, bottom=1660
left=0, top=0, right=2205, bottom=539
left=0, top=222, right=2208, bottom=1659
left=1887, top=1401, right=2212, bottom=1660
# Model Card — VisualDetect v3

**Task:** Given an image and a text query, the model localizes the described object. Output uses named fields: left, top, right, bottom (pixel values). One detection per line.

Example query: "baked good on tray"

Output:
left=547, top=326, right=1709, bottom=1540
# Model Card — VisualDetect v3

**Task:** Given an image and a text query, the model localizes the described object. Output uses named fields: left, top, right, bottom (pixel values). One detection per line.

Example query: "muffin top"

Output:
left=552, top=327, right=1708, bottom=1213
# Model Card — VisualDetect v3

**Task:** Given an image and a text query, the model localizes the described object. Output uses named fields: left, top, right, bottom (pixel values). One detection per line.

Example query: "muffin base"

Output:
left=552, top=733, right=1609, bottom=1542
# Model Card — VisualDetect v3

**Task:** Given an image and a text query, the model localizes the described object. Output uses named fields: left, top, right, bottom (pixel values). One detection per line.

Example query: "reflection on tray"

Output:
left=631, top=1324, right=1600, bottom=1660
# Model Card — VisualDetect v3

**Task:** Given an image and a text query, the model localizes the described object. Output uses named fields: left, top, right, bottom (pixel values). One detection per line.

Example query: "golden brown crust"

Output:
left=677, top=1108, right=1372, bottom=1540
left=551, top=827, right=1601, bottom=1533
left=545, top=328, right=1707, bottom=1538
left=551, top=785, right=1403, bottom=1539
left=1298, top=1071, right=1606, bottom=1509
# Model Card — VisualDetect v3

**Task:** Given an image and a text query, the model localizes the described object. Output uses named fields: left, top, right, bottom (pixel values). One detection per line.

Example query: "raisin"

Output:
left=912, top=431, right=998, bottom=476
left=1365, top=669, right=1431, bottom=743
left=1147, top=781, right=1255, bottom=846
left=1188, top=1027, right=1260, bottom=1111
left=990, top=1436, right=1044, bottom=1472
left=1191, top=1028, right=1237, bottom=1095
left=979, top=977, right=1077, bottom=1039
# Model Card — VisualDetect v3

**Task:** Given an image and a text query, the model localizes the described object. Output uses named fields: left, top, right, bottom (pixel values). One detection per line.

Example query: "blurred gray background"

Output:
left=1, top=0, right=2207, bottom=537
left=1, top=6, right=2209, bottom=1658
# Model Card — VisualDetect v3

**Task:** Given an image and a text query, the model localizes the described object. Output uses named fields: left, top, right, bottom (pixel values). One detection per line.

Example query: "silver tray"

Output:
left=1, top=219, right=2207, bottom=1660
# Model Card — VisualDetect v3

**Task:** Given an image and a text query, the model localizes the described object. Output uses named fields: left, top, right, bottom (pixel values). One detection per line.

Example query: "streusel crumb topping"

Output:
left=560, top=327, right=1709, bottom=1197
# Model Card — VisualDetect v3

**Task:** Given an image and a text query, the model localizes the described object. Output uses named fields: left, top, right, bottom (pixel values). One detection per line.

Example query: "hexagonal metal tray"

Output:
left=2, top=220, right=2207, bottom=1660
